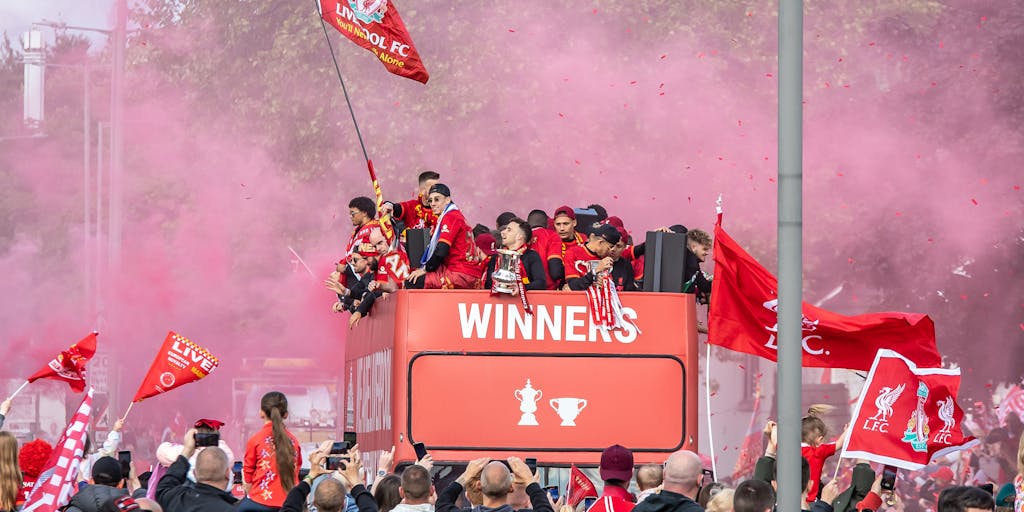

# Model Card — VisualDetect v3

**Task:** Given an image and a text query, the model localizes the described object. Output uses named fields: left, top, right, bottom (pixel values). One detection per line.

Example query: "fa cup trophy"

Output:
left=513, top=379, right=542, bottom=426
left=492, top=249, right=522, bottom=294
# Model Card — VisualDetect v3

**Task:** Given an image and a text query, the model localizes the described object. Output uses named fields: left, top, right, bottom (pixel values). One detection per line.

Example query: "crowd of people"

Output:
left=324, top=170, right=714, bottom=328
left=0, top=389, right=1022, bottom=511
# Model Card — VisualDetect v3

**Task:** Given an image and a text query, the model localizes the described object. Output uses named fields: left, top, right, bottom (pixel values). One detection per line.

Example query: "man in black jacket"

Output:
left=632, top=450, right=703, bottom=512
left=156, top=428, right=237, bottom=512
left=65, top=457, right=129, bottom=512
left=280, top=441, right=377, bottom=512
left=436, top=457, right=553, bottom=512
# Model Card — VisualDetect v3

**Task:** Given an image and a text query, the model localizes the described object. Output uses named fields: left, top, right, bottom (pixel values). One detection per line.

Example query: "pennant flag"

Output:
left=132, top=332, right=219, bottom=402
left=22, top=388, right=93, bottom=512
left=708, top=220, right=940, bottom=371
left=319, top=0, right=429, bottom=83
left=840, top=350, right=978, bottom=471
left=26, top=332, right=98, bottom=393
left=566, top=464, right=598, bottom=507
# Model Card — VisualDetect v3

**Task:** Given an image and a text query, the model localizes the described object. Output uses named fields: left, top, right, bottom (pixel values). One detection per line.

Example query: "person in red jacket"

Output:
left=587, top=445, right=636, bottom=512
left=406, top=184, right=484, bottom=289
left=241, top=392, right=302, bottom=511
left=382, top=171, right=440, bottom=231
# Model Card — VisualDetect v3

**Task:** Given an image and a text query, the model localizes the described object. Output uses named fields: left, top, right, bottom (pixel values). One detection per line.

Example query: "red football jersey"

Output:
left=345, top=220, right=379, bottom=258
left=435, top=208, right=484, bottom=277
left=530, top=226, right=564, bottom=290
left=376, top=248, right=411, bottom=287
left=398, top=198, right=438, bottom=230
left=560, top=231, right=586, bottom=259
left=563, top=243, right=601, bottom=280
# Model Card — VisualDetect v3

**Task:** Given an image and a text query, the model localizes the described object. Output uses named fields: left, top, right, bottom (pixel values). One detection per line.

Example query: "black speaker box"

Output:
left=642, top=231, right=690, bottom=293
left=405, top=228, right=430, bottom=269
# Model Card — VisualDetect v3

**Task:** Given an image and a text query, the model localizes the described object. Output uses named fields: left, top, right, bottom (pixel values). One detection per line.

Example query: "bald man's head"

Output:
left=663, top=450, right=702, bottom=498
left=480, top=462, right=513, bottom=499
left=194, top=447, right=230, bottom=486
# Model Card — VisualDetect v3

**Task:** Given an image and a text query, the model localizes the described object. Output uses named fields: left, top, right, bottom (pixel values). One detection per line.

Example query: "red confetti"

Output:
left=868, top=42, right=876, bottom=46
left=592, top=8, right=597, bottom=14
left=971, top=198, right=979, bottom=205
left=687, top=196, right=692, bottom=203
left=573, top=160, right=581, bottom=165
left=838, top=57, right=843, bottom=62
left=1014, top=185, right=1020, bottom=190
left=765, top=73, right=774, bottom=78
left=895, top=211, right=902, bottom=216
left=738, top=364, right=746, bottom=370
left=558, top=112, right=565, bottom=118
left=738, top=120, right=743, bottom=127
left=927, top=237, right=934, bottom=243
left=629, top=81, right=638, bottom=85
left=659, top=92, right=665, bottom=96
left=508, top=28, right=516, bottom=32
left=613, top=195, right=619, bottom=200
left=848, top=258, right=855, bottom=264
left=710, top=391, right=718, bottom=397
left=836, top=172, right=844, bottom=177
left=659, top=83, right=665, bottom=89
left=240, top=183, right=246, bottom=187
left=768, top=177, right=776, bottom=183
left=960, top=294, right=968, bottom=300
left=660, top=54, right=667, bottom=59
left=1018, top=323, right=1024, bottom=331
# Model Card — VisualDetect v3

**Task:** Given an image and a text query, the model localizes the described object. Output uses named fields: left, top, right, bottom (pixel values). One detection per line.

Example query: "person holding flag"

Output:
left=406, top=184, right=484, bottom=290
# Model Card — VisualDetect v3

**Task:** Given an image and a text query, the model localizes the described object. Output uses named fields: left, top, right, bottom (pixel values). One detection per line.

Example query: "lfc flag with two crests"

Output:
left=132, top=332, right=219, bottom=402
left=840, top=350, right=977, bottom=470
left=320, top=0, right=429, bottom=83
left=708, top=219, right=941, bottom=371
left=27, top=332, right=98, bottom=393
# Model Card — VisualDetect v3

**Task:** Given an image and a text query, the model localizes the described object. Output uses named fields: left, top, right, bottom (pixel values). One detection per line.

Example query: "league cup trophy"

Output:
left=514, top=379, right=542, bottom=426
left=492, top=249, right=522, bottom=294
left=549, top=397, right=588, bottom=426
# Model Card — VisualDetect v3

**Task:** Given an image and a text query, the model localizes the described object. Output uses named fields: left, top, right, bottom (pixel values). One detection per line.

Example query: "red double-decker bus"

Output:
left=344, top=289, right=699, bottom=472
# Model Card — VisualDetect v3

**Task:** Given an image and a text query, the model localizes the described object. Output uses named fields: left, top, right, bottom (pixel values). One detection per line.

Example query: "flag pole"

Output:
left=120, top=401, right=135, bottom=422
left=315, top=0, right=370, bottom=165
left=6, top=381, right=29, bottom=401
left=705, top=342, right=718, bottom=481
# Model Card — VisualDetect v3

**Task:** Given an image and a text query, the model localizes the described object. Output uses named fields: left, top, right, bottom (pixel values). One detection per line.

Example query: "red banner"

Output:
left=26, top=332, right=97, bottom=393
left=566, top=464, right=598, bottom=507
left=22, top=388, right=92, bottom=512
left=132, top=332, right=219, bottom=402
left=841, top=350, right=977, bottom=470
left=708, top=221, right=941, bottom=371
left=320, top=0, right=429, bottom=83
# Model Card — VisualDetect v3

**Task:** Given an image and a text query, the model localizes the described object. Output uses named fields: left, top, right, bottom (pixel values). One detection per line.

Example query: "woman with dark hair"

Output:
left=240, top=392, right=301, bottom=511
left=0, top=432, right=20, bottom=512
left=373, top=474, right=402, bottom=512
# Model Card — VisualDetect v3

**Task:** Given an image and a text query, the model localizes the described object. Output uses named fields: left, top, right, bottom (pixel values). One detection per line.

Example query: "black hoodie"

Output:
left=63, top=484, right=128, bottom=512
left=632, top=490, right=702, bottom=512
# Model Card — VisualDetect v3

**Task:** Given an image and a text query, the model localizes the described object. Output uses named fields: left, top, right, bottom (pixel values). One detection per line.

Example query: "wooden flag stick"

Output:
left=120, top=401, right=135, bottom=422
left=6, top=381, right=29, bottom=402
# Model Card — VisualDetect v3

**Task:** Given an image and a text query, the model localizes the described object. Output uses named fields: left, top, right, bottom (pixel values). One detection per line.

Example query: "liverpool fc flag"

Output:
left=319, top=0, right=429, bottom=83
left=708, top=218, right=941, bottom=371
left=840, top=350, right=977, bottom=470
left=27, top=332, right=98, bottom=393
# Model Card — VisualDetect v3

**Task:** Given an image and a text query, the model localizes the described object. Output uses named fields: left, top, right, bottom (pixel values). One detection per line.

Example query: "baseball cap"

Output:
left=428, top=183, right=451, bottom=197
left=599, top=444, right=634, bottom=482
left=92, top=456, right=123, bottom=485
left=194, top=418, right=224, bottom=430
left=996, top=483, right=1015, bottom=507
left=593, top=224, right=622, bottom=245
left=605, top=216, right=624, bottom=229
left=553, top=205, right=575, bottom=220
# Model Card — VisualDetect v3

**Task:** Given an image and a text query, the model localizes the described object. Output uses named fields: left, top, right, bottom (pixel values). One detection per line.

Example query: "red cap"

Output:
left=599, top=444, right=634, bottom=481
left=194, top=418, right=224, bottom=430
left=553, top=206, right=575, bottom=220
left=475, top=232, right=497, bottom=256
left=605, top=216, right=624, bottom=229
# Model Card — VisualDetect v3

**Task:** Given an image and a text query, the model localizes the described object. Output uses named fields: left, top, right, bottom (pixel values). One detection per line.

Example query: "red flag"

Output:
left=22, top=388, right=93, bottom=512
left=708, top=221, right=940, bottom=371
left=132, top=332, right=219, bottom=402
left=566, top=464, right=598, bottom=507
left=320, top=0, right=429, bottom=83
left=26, top=332, right=97, bottom=393
left=841, top=350, right=978, bottom=470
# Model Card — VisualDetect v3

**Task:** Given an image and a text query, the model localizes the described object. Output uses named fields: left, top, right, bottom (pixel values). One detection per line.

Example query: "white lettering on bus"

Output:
left=456, top=303, right=639, bottom=344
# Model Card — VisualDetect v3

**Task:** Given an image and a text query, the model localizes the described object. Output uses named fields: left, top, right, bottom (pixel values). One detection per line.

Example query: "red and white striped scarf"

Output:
left=586, top=274, right=623, bottom=330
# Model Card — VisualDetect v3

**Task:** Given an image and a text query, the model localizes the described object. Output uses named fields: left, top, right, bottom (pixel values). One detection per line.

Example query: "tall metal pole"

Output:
left=83, top=64, right=92, bottom=317
left=108, top=0, right=127, bottom=268
left=777, top=0, right=804, bottom=511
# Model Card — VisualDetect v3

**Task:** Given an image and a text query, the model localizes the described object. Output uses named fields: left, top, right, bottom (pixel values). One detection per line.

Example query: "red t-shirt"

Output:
left=398, top=198, right=438, bottom=230
left=560, top=231, right=586, bottom=260
left=564, top=243, right=601, bottom=280
left=802, top=442, right=837, bottom=500
left=376, top=247, right=411, bottom=286
left=244, top=423, right=302, bottom=507
left=530, top=227, right=564, bottom=290
left=435, top=209, right=484, bottom=277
